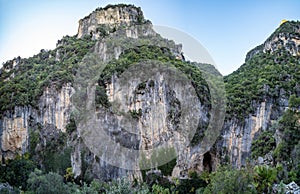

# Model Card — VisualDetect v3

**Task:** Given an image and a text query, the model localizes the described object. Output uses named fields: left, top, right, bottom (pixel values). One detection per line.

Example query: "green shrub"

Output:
left=129, top=109, right=142, bottom=119
left=95, top=85, right=111, bottom=108
left=0, top=35, right=96, bottom=115
left=152, top=184, right=170, bottom=194
left=251, top=131, right=276, bottom=159
left=253, top=165, right=277, bottom=193
left=29, top=128, right=40, bottom=156
left=174, top=171, right=207, bottom=194
left=66, top=118, right=77, bottom=134
left=204, top=166, right=256, bottom=194
left=0, top=156, right=36, bottom=190
left=0, top=156, right=36, bottom=189
left=27, top=169, right=68, bottom=194
left=106, top=178, right=132, bottom=194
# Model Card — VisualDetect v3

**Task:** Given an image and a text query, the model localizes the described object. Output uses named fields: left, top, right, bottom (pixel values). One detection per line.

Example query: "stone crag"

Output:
left=219, top=101, right=277, bottom=167
left=77, top=4, right=144, bottom=39
left=246, top=21, right=300, bottom=61
left=0, top=4, right=197, bottom=181
left=0, top=4, right=299, bottom=182
left=0, top=84, right=73, bottom=160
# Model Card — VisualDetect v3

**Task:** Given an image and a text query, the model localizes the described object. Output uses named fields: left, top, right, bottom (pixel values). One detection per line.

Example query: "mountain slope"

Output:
left=0, top=4, right=299, bottom=192
left=0, top=4, right=221, bottom=182
left=218, top=21, right=300, bottom=176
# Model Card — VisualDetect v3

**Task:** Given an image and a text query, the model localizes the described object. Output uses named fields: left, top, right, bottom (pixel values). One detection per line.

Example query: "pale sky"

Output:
left=1, top=0, right=300, bottom=75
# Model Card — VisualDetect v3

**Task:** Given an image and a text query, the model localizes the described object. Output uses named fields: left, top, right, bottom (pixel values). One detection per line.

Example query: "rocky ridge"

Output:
left=246, top=21, right=300, bottom=61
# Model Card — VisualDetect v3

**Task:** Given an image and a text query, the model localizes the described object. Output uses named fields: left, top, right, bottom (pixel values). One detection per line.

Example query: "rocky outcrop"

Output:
left=219, top=101, right=275, bottom=167
left=246, top=21, right=300, bottom=61
left=37, top=83, right=73, bottom=132
left=1, top=107, right=29, bottom=159
left=2, top=4, right=297, bottom=183
left=273, top=181, right=300, bottom=194
left=285, top=182, right=300, bottom=193
left=263, top=33, right=300, bottom=56
left=0, top=5, right=191, bottom=181
left=77, top=4, right=144, bottom=38
left=0, top=183, right=15, bottom=193
left=257, top=153, right=274, bottom=166
left=0, top=84, right=73, bottom=160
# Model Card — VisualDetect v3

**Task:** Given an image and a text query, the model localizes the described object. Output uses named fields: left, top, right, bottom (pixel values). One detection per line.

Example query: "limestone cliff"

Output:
left=220, top=21, right=300, bottom=168
left=0, top=84, right=73, bottom=160
left=0, top=4, right=202, bottom=181
left=77, top=4, right=144, bottom=39
left=219, top=101, right=275, bottom=167
left=1, top=4, right=298, bottom=183
left=246, top=21, right=300, bottom=61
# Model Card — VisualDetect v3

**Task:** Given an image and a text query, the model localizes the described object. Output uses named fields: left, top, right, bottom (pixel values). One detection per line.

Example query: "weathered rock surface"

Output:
left=0, top=5, right=192, bottom=181
left=77, top=4, right=144, bottom=38
left=274, top=181, right=300, bottom=194
left=285, top=182, right=300, bottom=194
left=0, top=84, right=73, bottom=160
left=0, top=182, right=15, bottom=193
left=246, top=22, right=300, bottom=61
left=0, top=4, right=298, bottom=182
left=219, top=101, right=276, bottom=167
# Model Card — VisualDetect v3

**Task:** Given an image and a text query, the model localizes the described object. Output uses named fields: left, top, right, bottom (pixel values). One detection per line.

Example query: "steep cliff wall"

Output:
left=0, top=84, right=73, bottom=160
left=1, top=4, right=298, bottom=183
left=219, top=101, right=275, bottom=167
left=0, top=4, right=191, bottom=181
left=69, top=29, right=209, bottom=180
left=222, top=21, right=300, bottom=168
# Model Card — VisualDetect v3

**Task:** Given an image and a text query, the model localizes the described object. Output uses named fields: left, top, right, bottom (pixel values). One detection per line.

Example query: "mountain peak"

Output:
left=77, top=4, right=145, bottom=38
left=246, top=20, right=300, bottom=61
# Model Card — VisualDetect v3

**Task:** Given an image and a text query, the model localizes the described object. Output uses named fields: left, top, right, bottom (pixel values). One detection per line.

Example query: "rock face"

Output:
left=0, top=84, right=73, bottom=160
left=222, top=21, right=300, bottom=168
left=70, top=10, right=208, bottom=178
left=0, top=182, right=14, bottom=193
left=77, top=4, right=144, bottom=38
left=99, top=62, right=208, bottom=178
left=219, top=101, right=275, bottom=167
left=1, top=108, right=28, bottom=159
left=263, top=33, right=300, bottom=56
left=0, top=4, right=194, bottom=181
left=218, top=86, right=292, bottom=167
left=285, top=182, right=300, bottom=193
left=246, top=21, right=300, bottom=61
left=0, top=4, right=298, bottom=182
left=274, top=181, right=300, bottom=194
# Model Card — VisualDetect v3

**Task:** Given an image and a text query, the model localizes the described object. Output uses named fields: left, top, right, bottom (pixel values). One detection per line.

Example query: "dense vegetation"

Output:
left=267, top=21, right=300, bottom=42
left=0, top=157, right=287, bottom=194
left=223, top=21, right=300, bottom=190
left=0, top=35, right=95, bottom=115
left=225, top=49, right=300, bottom=120
left=226, top=21, right=300, bottom=120
left=251, top=131, right=276, bottom=160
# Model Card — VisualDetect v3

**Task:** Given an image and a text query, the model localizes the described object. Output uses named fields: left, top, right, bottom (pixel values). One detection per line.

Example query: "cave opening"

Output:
left=203, top=152, right=212, bottom=172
